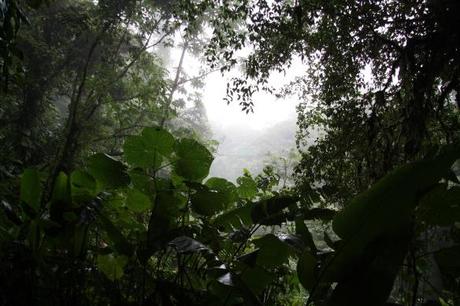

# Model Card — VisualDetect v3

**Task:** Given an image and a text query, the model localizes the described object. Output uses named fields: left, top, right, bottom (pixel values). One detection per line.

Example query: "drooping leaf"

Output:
left=251, top=195, right=298, bottom=224
left=51, top=172, right=70, bottom=204
left=295, top=217, right=317, bottom=253
left=253, top=234, right=292, bottom=268
left=97, top=254, right=128, bottom=281
left=277, top=233, right=306, bottom=252
left=212, top=203, right=253, bottom=231
left=173, top=138, right=213, bottom=181
left=333, top=146, right=460, bottom=242
left=126, top=188, right=151, bottom=213
left=49, top=172, right=71, bottom=223
left=168, top=236, right=210, bottom=254
left=297, top=251, right=317, bottom=291
left=323, top=147, right=460, bottom=289
left=87, top=153, right=130, bottom=189
left=326, top=233, right=411, bottom=306
left=20, top=168, right=41, bottom=212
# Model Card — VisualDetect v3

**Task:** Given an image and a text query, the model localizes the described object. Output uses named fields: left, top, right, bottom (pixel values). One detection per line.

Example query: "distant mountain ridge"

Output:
left=209, top=118, right=297, bottom=181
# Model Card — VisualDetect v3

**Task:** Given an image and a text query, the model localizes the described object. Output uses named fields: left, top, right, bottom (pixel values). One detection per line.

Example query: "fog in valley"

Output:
left=163, top=42, right=303, bottom=182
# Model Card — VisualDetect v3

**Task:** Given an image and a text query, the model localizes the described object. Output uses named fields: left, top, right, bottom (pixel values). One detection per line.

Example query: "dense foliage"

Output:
left=1, top=1, right=460, bottom=306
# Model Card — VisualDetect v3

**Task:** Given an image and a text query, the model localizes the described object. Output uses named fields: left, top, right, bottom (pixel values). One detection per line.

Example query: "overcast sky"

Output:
left=166, top=40, right=305, bottom=131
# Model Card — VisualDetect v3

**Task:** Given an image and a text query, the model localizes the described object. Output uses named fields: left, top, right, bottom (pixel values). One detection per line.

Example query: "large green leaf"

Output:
left=205, top=177, right=238, bottom=204
left=49, top=172, right=72, bottom=223
left=297, top=251, right=317, bottom=291
left=97, top=254, right=128, bottom=281
left=236, top=176, right=258, bottom=199
left=326, top=233, right=411, bottom=306
left=418, top=184, right=460, bottom=225
left=191, top=187, right=228, bottom=216
left=239, top=265, right=274, bottom=294
left=126, top=188, right=151, bottom=213
left=141, top=190, right=187, bottom=260
left=142, top=127, right=175, bottom=156
left=295, top=218, right=317, bottom=253
left=322, top=147, right=460, bottom=289
left=173, top=138, right=213, bottom=181
left=333, top=146, right=460, bottom=242
left=190, top=178, right=238, bottom=217
left=20, top=169, right=42, bottom=213
left=253, top=234, right=292, bottom=268
left=70, top=170, right=97, bottom=202
left=123, top=127, right=174, bottom=169
left=212, top=203, right=253, bottom=231
left=51, top=172, right=70, bottom=204
left=87, top=153, right=130, bottom=189
left=155, top=190, right=187, bottom=217
left=98, top=213, right=133, bottom=257
left=128, top=169, right=153, bottom=194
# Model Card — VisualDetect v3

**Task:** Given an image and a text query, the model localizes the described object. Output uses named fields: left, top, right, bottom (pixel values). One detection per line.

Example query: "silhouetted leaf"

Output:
left=295, top=217, right=317, bottom=253
left=325, top=148, right=460, bottom=286
left=212, top=203, right=253, bottom=230
left=239, top=265, right=274, bottom=294
left=303, top=208, right=336, bottom=221
left=191, top=185, right=229, bottom=216
left=205, top=177, right=238, bottom=204
left=253, top=234, right=292, bottom=268
left=169, top=236, right=209, bottom=254
left=251, top=195, right=298, bottom=224
left=297, top=251, right=317, bottom=291
left=87, top=153, right=130, bottom=189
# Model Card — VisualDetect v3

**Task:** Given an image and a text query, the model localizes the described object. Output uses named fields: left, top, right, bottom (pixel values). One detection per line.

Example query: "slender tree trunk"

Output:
left=160, top=38, right=189, bottom=127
